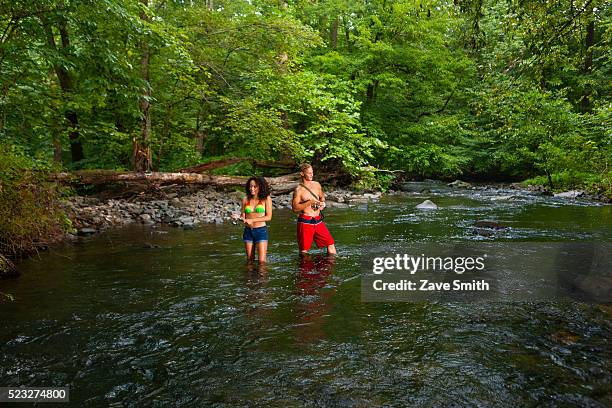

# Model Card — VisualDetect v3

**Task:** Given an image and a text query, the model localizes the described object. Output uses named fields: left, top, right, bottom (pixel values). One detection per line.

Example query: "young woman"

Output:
left=234, top=177, right=273, bottom=263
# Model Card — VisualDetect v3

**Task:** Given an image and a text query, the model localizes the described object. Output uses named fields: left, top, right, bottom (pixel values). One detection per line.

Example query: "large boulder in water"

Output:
left=0, top=254, right=18, bottom=279
left=416, top=200, right=438, bottom=210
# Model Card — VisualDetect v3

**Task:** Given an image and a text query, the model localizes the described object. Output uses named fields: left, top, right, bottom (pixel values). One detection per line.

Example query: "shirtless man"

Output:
left=291, top=163, right=337, bottom=255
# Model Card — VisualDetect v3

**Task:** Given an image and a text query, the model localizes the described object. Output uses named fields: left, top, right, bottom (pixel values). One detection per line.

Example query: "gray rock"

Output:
left=416, top=200, right=438, bottom=210
left=139, top=214, right=152, bottom=222
left=78, top=227, right=97, bottom=236
left=554, top=190, right=585, bottom=199
left=162, top=216, right=176, bottom=224
left=448, top=180, right=471, bottom=188
left=179, top=216, right=195, bottom=225
left=228, top=191, right=244, bottom=201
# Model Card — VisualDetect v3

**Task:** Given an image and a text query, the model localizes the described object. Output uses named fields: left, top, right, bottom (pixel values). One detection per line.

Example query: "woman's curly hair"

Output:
left=245, top=176, right=271, bottom=199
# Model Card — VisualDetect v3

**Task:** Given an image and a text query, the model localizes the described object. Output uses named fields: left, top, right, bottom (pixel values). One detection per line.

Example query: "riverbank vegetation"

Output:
left=0, top=0, right=610, bottom=255
left=0, top=145, right=67, bottom=258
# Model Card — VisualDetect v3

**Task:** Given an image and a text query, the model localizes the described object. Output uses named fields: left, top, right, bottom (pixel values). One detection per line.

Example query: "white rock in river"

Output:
left=416, top=200, right=438, bottom=210
left=554, top=190, right=585, bottom=199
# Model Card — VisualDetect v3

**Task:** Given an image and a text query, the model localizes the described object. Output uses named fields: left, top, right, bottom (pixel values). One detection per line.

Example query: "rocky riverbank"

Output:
left=63, top=186, right=381, bottom=237
left=62, top=179, right=608, bottom=238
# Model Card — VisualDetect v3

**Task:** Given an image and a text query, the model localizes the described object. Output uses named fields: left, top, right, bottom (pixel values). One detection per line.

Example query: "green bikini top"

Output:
left=244, top=201, right=265, bottom=214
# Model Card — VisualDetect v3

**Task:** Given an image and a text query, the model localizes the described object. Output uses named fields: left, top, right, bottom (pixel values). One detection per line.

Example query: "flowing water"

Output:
left=1, top=183, right=611, bottom=407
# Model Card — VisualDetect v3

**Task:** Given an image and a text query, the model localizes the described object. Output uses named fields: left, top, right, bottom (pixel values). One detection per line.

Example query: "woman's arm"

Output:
left=244, top=196, right=273, bottom=226
left=233, top=197, right=247, bottom=221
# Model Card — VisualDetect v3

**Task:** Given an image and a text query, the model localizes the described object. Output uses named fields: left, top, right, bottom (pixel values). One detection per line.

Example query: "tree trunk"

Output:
left=343, top=16, right=352, bottom=51
left=581, top=17, right=594, bottom=112
left=134, top=0, right=152, bottom=172
left=52, top=128, right=62, bottom=164
left=330, top=17, right=339, bottom=49
left=195, top=105, right=206, bottom=155
left=366, top=80, right=379, bottom=104
left=41, top=17, right=84, bottom=163
left=195, top=130, right=205, bottom=155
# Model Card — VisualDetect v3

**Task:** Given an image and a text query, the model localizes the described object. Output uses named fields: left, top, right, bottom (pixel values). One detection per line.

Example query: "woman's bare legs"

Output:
left=245, top=242, right=255, bottom=263
left=256, top=241, right=267, bottom=263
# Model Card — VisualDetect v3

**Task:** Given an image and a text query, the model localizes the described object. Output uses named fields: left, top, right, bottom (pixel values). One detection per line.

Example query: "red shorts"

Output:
left=297, top=215, right=335, bottom=251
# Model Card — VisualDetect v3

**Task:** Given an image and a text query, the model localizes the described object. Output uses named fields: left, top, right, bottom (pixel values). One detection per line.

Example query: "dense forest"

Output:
left=2, top=0, right=610, bottom=183
left=0, top=0, right=610, bottom=256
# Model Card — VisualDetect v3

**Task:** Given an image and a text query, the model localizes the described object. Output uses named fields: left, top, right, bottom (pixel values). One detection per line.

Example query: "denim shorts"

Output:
left=243, top=226, right=268, bottom=243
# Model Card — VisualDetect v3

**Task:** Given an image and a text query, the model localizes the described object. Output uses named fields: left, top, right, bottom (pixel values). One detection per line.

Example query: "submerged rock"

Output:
left=472, top=220, right=508, bottom=237
left=473, top=220, right=506, bottom=229
left=416, top=200, right=438, bottom=210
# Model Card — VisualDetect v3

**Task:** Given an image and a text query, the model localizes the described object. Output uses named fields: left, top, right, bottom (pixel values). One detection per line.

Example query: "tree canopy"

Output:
left=1, top=0, right=610, bottom=193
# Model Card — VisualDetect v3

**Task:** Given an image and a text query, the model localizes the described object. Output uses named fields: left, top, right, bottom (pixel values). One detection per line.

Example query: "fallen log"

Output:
left=52, top=170, right=247, bottom=186
left=51, top=170, right=306, bottom=193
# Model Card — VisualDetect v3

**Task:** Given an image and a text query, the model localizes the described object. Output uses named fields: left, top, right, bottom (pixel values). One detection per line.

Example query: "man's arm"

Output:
left=315, top=182, right=327, bottom=209
left=316, top=182, right=325, bottom=202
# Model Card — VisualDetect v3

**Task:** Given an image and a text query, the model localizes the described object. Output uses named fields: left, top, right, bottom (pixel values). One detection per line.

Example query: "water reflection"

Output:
left=245, top=261, right=268, bottom=284
left=244, top=262, right=272, bottom=324
left=293, top=254, right=336, bottom=344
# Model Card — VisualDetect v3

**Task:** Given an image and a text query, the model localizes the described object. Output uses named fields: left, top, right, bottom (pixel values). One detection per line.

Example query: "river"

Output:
left=1, top=183, right=610, bottom=406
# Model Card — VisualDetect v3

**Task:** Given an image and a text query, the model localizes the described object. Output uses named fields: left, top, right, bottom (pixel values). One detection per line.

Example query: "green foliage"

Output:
left=0, top=0, right=608, bottom=196
left=352, top=168, right=395, bottom=191
left=0, top=143, right=67, bottom=256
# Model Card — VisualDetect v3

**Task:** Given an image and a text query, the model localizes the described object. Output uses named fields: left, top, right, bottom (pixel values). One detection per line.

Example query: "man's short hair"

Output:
left=299, top=163, right=312, bottom=173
